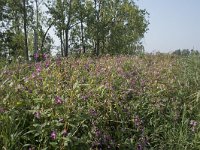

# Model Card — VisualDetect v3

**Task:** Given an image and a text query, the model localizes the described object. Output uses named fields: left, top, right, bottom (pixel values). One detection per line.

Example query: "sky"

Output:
left=135, top=0, right=200, bottom=53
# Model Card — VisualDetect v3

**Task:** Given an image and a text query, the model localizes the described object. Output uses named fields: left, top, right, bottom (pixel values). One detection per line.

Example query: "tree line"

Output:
left=172, top=49, right=199, bottom=56
left=0, top=0, right=149, bottom=61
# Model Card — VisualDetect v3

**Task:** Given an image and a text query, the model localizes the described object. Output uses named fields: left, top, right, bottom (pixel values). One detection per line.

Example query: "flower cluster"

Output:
left=55, top=96, right=63, bottom=104
left=190, top=120, right=198, bottom=132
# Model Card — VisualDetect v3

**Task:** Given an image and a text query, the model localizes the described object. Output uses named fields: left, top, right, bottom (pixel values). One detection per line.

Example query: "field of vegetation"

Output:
left=0, top=54, right=200, bottom=149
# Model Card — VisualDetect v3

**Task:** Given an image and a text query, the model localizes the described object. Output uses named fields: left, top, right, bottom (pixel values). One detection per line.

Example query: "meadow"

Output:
left=0, top=54, right=200, bottom=149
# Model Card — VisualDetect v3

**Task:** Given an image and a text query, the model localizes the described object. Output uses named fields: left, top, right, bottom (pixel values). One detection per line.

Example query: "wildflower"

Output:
left=103, top=134, right=112, bottom=143
left=32, top=73, right=36, bottom=78
left=50, top=131, right=56, bottom=140
left=137, top=144, right=143, bottom=150
left=35, top=63, right=42, bottom=73
left=0, top=107, right=5, bottom=113
left=28, top=147, right=33, bottom=150
left=62, top=129, right=68, bottom=137
left=190, top=120, right=198, bottom=132
left=190, top=120, right=197, bottom=126
left=95, top=129, right=101, bottom=137
left=43, top=53, right=48, bottom=60
left=45, top=59, right=50, bottom=68
left=34, top=52, right=39, bottom=59
left=81, top=95, right=89, bottom=101
left=55, top=96, right=63, bottom=104
left=89, top=109, right=97, bottom=116
left=134, top=115, right=142, bottom=127
left=34, top=111, right=40, bottom=119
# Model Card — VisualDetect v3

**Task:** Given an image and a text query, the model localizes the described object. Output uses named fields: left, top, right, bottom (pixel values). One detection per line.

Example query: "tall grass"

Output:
left=0, top=54, right=200, bottom=149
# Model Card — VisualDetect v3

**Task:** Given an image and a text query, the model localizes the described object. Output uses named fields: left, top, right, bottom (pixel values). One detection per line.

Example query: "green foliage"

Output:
left=1, top=0, right=148, bottom=59
left=0, top=0, right=53, bottom=60
left=46, top=0, right=149, bottom=56
left=0, top=55, right=200, bottom=149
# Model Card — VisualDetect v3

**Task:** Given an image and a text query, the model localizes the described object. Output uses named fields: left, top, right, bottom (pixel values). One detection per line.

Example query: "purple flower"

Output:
left=35, top=63, right=42, bottom=73
left=43, top=53, right=48, bottom=60
left=55, top=96, right=63, bottom=104
left=62, top=129, right=68, bottom=137
left=134, top=115, right=142, bottom=127
left=103, top=134, right=112, bottom=143
left=32, top=73, right=36, bottom=78
left=34, top=52, right=39, bottom=59
left=89, top=109, right=97, bottom=116
left=190, top=120, right=198, bottom=132
left=137, top=144, right=143, bottom=150
left=34, top=111, right=40, bottom=119
left=190, top=120, right=197, bottom=126
left=50, top=131, right=56, bottom=140
left=95, top=129, right=101, bottom=137
left=45, top=59, right=50, bottom=68
left=28, top=147, right=32, bottom=150
left=81, top=95, right=89, bottom=101
left=0, top=107, right=5, bottom=113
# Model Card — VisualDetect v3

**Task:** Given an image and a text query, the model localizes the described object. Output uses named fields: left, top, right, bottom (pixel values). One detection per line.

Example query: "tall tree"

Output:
left=48, top=0, right=149, bottom=56
left=23, top=0, right=29, bottom=61
left=48, top=0, right=78, bottom=57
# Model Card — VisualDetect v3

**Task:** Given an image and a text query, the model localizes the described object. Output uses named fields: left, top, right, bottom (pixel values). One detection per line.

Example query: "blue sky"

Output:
left=135, top=0, right=200, bottom=52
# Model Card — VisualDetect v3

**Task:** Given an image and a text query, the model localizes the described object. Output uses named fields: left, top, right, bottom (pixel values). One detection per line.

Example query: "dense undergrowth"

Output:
left=0, top=54, right=200, bottom=149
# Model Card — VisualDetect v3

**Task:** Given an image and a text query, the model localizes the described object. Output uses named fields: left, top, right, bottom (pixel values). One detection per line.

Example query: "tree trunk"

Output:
left=62, top=30, right=65, bottom=55
left=40, top=21, right=54, bottom=51
left=65, top=29, right=69, bottom=57
left=96, top=39, right=100, bottom=56
left=60, top=30, right=64, bottom=57
left=94, top=0, right=101, bottom=56
left=80, top=18, right=85, bottom=53
left=64, top=0, right=72, bottom=57
left=34, top=29, right=38, bottom=61
left=35, top=0, right=39, bottom=52
left=23, top=0, right=29, bottom=61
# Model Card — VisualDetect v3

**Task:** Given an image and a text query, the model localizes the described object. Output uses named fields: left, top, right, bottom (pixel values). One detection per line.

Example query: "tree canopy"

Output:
left=0, top=0, right=149, bottom=60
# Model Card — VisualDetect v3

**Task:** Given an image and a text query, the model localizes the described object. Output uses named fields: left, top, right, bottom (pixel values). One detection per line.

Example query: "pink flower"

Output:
left=190, top=120, right=197, bottom=126
left=62, top=129, right=68, bottom=137
left=34, top=111, right=40, bottom=119
left=45, top=59, right=50, bottom=68
left=35, top=63, right=42, bottom=73
left=43, top=53, right=48, bottom=60
left=190, top=120, right=198, bottom=132
left=32, top=73, right=36, bottom=78
left=134, top=115, right=142, bottom=127
left=34, top=53, right=39, bottom=59
left=50, top=131, right=56, bottom=140
left=55, top=96, right=63, bottom=104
